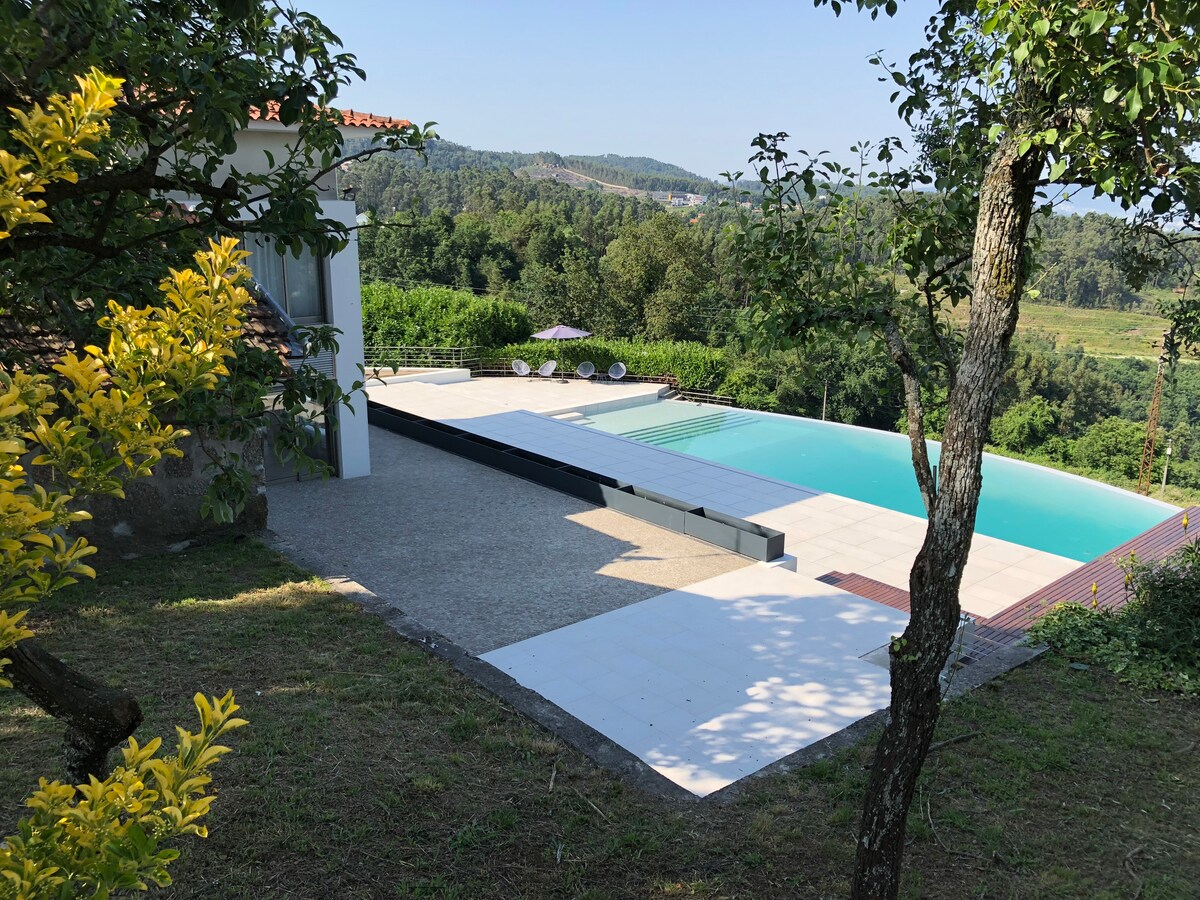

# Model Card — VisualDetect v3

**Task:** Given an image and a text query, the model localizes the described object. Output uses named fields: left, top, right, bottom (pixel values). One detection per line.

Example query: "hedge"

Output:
left=482, top=338, right=728, bottom=392
left=362, top=283, right=532, bottom=349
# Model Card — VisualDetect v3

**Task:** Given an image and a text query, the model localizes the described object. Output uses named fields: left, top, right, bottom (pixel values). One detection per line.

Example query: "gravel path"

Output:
left=267, top=426, right=748, bottom=653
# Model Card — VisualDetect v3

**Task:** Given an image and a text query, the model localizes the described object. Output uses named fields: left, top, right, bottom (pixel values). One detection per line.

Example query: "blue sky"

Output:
left=297, top=0, right=942, bottom=179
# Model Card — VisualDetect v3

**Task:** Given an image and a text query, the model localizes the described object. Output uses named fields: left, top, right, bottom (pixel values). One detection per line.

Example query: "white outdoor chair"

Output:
left=511, top=359, right=531, bottom=377
left=607, top=362, right=627, bottom=381
left=576, top=361, right=596, bottom=380
left=536, top=360, right=558, bottom=380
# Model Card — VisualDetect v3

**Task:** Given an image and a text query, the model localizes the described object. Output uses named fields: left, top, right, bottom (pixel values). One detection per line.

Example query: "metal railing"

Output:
left=364, top=346, right=482, bottom=372
left=675, top=388, right=735, bottom=406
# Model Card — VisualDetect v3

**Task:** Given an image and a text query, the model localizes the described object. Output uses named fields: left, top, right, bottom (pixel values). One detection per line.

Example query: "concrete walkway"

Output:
left=483, top=566, right=907, bottom=796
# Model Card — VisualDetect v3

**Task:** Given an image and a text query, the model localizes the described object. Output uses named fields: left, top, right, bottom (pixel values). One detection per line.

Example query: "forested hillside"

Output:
left=552, top=154, right=718, bottom=194
left=1031, top=213, right=1188, bottom=308
left=351, top=158, right=733, bottom=340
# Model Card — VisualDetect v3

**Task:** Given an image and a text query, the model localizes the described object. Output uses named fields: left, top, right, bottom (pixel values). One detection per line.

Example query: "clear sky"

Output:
left=296, top=0, right=943, bottom=179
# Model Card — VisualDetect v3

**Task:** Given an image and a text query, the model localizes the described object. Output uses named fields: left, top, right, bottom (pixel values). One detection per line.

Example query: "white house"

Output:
left=185, top=104, right=410, bottom=480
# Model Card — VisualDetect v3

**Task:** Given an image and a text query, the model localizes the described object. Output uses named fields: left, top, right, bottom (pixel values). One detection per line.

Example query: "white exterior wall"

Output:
left=204, top=121, right=339, bottom=197
left=322, top=199, right=370, bottom=478
left=175, top=124, right=373, bottom=478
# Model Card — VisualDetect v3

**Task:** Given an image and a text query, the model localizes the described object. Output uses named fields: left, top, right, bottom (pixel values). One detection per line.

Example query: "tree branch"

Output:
left=882, top=315, right=938, bottom=514
left=916, top=250, right=970, bottom=382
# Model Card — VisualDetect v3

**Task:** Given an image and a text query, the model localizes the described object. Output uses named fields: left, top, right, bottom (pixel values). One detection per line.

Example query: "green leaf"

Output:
left=1126, top=87, right=1144, bottom=122
left=1048, top=158, right=1069, bottom=182
left=1084, top=9, right=1107, bottom=35
left=1033, top=19, right=1050, bottom=38
left=987, top=123, right=1004, bottom=142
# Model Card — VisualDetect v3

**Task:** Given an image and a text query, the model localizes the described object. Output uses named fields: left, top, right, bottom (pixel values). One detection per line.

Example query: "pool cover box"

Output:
left=367, top=401, right=785, bottom=562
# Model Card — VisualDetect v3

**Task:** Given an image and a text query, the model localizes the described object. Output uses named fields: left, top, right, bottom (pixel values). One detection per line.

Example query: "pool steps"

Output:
left=612, top=410, right=757, bottom=445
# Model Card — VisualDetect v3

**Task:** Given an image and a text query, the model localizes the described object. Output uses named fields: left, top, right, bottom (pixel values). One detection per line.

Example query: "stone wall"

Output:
left=75, top=432, right=268, bottom=562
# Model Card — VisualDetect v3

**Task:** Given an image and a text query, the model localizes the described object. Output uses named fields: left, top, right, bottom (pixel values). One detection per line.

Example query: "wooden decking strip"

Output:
left=983, top=505, right=1198, bottom=640
left=816, top=571, right=911, bottom=612
left=818, top=506, right=1199, bottom=649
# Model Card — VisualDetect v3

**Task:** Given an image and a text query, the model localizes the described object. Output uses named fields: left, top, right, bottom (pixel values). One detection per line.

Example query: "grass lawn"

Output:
left=2, top=538, right=1197, bottom=898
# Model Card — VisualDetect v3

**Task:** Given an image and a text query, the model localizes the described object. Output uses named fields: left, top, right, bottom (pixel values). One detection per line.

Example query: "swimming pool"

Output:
left=583, top=401, right=1177, bottom=562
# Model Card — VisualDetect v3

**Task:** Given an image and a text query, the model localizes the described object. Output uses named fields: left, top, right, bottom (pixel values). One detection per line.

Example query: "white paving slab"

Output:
left=372, top=380, right=1081, bottom=617
left=483, top=566, right=908, bottom=796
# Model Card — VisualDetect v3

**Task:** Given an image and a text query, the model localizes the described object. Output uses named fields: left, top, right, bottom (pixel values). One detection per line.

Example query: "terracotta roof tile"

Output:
left=248, top=101, right=410, bottom=129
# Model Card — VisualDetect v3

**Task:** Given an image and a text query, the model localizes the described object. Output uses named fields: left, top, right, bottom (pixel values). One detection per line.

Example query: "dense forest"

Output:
left=351, top=160, right=733, bottom=340
left=348, top=154, right=1196, bottom=313
left=349, top=152, right=1200, bottom=500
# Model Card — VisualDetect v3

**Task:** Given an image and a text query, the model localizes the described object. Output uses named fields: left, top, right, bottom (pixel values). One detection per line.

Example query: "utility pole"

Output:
left=822, top=382, right=828, bottom=421
left=1161, top=440, right=1173, bottom=495
left=1137, top=329, right=1175, bottom=495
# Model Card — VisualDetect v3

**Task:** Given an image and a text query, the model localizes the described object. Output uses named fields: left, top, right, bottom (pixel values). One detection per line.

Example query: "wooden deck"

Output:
left=817, top=571, right=910, bottom=613
left=819, top=505, right=1198, bottom=651
left=980, top=505, right=1198, bottom=644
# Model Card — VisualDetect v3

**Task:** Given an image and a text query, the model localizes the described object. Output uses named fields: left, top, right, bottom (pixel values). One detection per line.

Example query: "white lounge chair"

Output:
left=607, top=362, right=627, bottom=381
left=512, top=359, right=532, bottom=377
left=536, top=360, right=558, bottom=380
left=576, top=361, right=596, bottom=380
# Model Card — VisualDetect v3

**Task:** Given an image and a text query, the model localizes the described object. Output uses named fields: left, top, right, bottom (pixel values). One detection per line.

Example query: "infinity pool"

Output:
left=584, top=402, right=1177, bottom=561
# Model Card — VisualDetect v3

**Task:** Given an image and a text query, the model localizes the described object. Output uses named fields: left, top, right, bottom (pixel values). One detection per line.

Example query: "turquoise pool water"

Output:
left=583, top=402, right=1177, bottom=562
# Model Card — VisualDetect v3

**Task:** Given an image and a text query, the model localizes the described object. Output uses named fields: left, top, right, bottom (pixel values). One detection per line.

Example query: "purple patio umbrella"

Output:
left=531, top=324, right=592, bottom=340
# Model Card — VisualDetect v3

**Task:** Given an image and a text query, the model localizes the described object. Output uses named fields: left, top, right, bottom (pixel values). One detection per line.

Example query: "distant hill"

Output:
left=551, top=153, right=718, bottom=195
left=350, top=139, right=720, bottom=198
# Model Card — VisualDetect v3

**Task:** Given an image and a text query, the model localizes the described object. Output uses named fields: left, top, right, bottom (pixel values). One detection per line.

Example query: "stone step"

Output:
left=552, top=411, right=594, bottom=426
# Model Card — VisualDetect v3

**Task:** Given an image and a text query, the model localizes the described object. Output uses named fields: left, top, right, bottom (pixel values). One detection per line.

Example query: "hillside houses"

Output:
left=649, top=190, right=707, bottom=206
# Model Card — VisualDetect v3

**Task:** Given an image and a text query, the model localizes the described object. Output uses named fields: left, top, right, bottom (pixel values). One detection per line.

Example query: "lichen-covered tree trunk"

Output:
left=7, top=639, right=143, bottom=783
left=851, top=134, right=1046, bottom=899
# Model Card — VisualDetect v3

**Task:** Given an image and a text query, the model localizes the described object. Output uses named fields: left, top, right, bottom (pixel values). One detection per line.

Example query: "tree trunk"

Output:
left=7, top=638, right=143, bottom=783
left=851, top=134, right=1046, bottom=899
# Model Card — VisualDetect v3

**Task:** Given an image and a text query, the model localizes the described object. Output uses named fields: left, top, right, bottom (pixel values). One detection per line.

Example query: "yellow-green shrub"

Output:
left=1, top=70, right=246, bottom=895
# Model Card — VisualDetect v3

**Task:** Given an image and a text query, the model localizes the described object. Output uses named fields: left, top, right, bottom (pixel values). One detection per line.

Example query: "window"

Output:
left=246, top=236, right=328, bottom=324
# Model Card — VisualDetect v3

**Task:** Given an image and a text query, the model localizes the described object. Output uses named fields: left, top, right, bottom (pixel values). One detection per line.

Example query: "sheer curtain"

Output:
left=245, top=235, right=325, bottom=323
